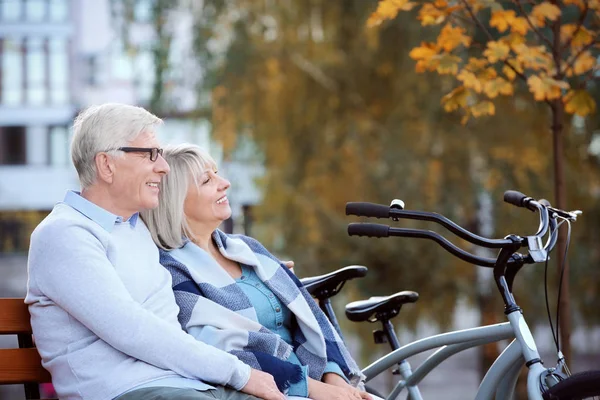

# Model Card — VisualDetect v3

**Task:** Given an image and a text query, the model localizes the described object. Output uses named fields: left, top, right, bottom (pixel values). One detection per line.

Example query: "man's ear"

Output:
left=95, top=152, right=115, bottom=184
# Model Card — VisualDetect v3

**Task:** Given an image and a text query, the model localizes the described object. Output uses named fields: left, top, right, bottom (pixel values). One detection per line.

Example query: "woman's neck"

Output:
left=187, top=220, right=217, bottom=253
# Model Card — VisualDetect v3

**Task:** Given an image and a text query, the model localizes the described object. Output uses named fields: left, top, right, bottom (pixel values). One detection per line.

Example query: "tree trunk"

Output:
left=550, top=99, right=571, bottom=363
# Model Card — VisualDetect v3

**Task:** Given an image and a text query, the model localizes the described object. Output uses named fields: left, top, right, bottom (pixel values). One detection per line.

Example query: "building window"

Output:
left=26, top=37, right=46, bottom=104
left=1, top=38, right=24, bottom=105
left=25, top=0, right=45, bottom=21
left=49, top=37, right=68, bottom=104
left=0, top=126, right=26, bottom=165
left=48, top=0, right=67, bottom=21
left=0, top=0, right=23, bottom=21
left=48, top=125, right=69, bottom=166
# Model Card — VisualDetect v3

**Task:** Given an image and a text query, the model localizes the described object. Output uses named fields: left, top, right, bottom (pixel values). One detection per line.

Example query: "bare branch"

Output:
left=459, top=0, right=529, bottom=82
left=448, top=12, right=477, bottom=28
left=549, top=0, right=564, bottom=79
left=459, top=0, right=495, bottom=41
left=578, top=64, right=600, bottom=89
left=561, top=2, right=589, bottom=53
left=513, top=0, right=554, bottom=48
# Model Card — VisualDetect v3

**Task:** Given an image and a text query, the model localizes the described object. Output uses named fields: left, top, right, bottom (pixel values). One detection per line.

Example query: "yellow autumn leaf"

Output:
left=436, top=53, right=462, bottom=74
left=509, top=17, right=529, bottom=35
left=441, top=86, right=469, bottom=112
left=561, top=25, right=595, bottom=50
left=367, top=0, right=417, bottom=27
left=531, top=3, right=561, bottom=27
left=484, top=41, right=511, bottom=63
left=490, top=10, right=516, bottom=33
left=500, top=32, right=526, bottom=48
left=410, top=42, right=439, bottom=72
left=466, top=57, right=489, bottom=72
left=418, top=3, right=447, bottom=26
left=564, top=90, right=597, bottom=116
left=437, top=24, right=472, bottom=52
left=457, top=69, right=483, bottom=93
left=470, top=101, right=496, bottom=117
left=502, top=59, right=523, bottom=81
left=503, top=65, right=516, bottom=81
left=483, top=77, right=514, bottom=98
left=566, top=51, right=597, bottom=76
left=527, top=75, right=569, bottom=101
left=479, top=67, right=498, bottom=80
left=515, top=44, right=554, bottom=72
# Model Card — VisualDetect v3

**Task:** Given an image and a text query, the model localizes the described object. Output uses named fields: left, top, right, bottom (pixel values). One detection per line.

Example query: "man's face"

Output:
left=110, top=130, right=170, bottom=216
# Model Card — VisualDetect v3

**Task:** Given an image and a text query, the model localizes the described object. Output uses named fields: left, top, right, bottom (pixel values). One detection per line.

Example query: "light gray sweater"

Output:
left=25, top=191, right=250, bottom=400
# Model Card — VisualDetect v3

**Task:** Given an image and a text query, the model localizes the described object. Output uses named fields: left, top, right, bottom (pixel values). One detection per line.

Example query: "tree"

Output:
left=367, top=0, right=599, bottom=364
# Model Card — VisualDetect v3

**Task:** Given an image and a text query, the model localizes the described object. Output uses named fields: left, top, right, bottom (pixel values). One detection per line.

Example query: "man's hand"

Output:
left=282, top=260, right=295, bottom=270
left=240, top=369, right=286, bottom=400
left=308, top=377, right=372, bottom=400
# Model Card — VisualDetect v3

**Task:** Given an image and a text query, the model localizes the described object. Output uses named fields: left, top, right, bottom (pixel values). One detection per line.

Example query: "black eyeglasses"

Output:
left=116, top=147, right=164, bottom=162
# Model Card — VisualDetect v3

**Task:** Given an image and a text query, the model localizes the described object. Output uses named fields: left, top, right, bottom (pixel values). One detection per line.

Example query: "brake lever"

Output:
left=548, top=207, right=582, bottom=221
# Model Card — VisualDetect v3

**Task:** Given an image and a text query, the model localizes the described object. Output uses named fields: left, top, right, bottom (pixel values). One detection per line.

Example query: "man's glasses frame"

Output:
left=113, top=147, right=164, bottom=162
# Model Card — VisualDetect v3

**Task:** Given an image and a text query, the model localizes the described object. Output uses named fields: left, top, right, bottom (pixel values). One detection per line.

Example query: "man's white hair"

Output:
left=71, top=103, right=163, bottom=188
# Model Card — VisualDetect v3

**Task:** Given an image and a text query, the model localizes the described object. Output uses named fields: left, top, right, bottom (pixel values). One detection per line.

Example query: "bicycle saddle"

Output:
left=345, top=291, right=419, bottom=322
left=300, top=265, right=368, bottom=300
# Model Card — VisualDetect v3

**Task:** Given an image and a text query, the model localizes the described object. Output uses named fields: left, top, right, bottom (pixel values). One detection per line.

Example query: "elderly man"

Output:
left=26, top=104, right=285, bottom=400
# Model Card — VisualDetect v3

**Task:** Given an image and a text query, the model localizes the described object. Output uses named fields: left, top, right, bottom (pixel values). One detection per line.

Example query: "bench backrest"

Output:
left=0, top=298, right=51, bottom=399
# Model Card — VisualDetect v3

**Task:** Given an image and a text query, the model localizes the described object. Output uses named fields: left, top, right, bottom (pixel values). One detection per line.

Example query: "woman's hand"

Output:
left=240, top=368, right=286, bottom=400
left=308, top=377, right=372, bottom=400
left=322, top=372, right=350, bottom=388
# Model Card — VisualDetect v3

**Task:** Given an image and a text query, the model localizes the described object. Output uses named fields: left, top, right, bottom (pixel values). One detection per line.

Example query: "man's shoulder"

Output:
left=32, top=203, right=106, bottom=244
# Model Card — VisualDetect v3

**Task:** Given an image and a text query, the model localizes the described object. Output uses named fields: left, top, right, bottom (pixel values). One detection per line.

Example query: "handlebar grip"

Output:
left=347, top=223, right=390, bottom=238
left=503, top=190, right=528, bottom=207
left=503, top=190, right=537, bottom=211
left=345, top=202, right=390, bottom=218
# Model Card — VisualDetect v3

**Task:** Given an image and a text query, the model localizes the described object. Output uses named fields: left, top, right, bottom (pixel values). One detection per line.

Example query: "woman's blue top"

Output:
left=235, top=264, right=346, bottom=397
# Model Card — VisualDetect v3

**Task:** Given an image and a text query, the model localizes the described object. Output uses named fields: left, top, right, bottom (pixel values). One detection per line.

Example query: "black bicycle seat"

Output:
left=300, top=265, right=368, bottom=300
left=345, top=291, right=419, bottom=323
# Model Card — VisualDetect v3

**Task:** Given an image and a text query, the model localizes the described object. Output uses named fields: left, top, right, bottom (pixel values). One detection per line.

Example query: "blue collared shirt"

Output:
left=64, top=190, right=139, bottom=232
left=236, top=264, right=347, bottom=397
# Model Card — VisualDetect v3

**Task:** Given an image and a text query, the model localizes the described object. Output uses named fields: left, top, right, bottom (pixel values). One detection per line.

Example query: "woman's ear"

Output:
left=95, top=152, right=115, bottom=184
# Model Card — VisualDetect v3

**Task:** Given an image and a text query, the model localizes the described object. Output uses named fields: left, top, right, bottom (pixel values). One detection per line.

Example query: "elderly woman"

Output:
left=141, top=144, right=370, bottom=400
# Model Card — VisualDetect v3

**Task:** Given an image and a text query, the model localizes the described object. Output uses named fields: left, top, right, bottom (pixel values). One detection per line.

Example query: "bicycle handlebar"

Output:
left=346, top=202, right=516, bottom=248
left=346, top=190, right=573, bottom=266
left=348, top=223, right=498, bottom=267
left=346, top=190, right=579, bottom=311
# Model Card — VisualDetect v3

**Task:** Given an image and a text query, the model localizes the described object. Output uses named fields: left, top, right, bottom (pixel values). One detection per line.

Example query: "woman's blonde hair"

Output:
left=141, top=143, right=217, bottom=250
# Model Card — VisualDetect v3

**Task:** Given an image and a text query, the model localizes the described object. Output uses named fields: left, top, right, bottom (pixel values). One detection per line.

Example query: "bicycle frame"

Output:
left=361, top=309, right=550, bottom=400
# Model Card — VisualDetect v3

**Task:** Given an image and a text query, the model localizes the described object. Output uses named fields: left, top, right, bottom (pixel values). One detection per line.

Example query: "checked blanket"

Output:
left=159, top=230, right=364, bottom=392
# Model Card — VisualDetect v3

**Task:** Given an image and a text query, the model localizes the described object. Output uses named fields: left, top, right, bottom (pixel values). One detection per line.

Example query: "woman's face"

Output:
left=184, top=168, right=232, bottom=230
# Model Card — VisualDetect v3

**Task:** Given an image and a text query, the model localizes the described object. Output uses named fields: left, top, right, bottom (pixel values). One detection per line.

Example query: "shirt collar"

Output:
left=63, top=190, right=139, bottom=233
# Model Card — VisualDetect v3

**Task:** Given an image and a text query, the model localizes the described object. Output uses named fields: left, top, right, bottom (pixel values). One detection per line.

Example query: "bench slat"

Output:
left=0, top=298, right=32, bottom=334
left=0, top=348, right=51, bottom=384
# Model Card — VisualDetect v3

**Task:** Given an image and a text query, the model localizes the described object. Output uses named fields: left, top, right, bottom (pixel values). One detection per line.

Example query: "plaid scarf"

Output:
left=159, top=230, right=364, bottom=392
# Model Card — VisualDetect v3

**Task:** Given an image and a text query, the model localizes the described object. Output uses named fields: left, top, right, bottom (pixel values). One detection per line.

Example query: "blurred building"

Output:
left=0, top=0, right=261, bottom=254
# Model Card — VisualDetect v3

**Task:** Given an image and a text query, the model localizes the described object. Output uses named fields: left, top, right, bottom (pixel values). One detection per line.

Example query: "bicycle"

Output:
left=334, top=190, right=600, bottom=399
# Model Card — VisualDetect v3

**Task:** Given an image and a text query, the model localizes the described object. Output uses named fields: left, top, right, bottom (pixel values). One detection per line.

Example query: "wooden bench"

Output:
left=0, top=298, right=52, bottom=399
